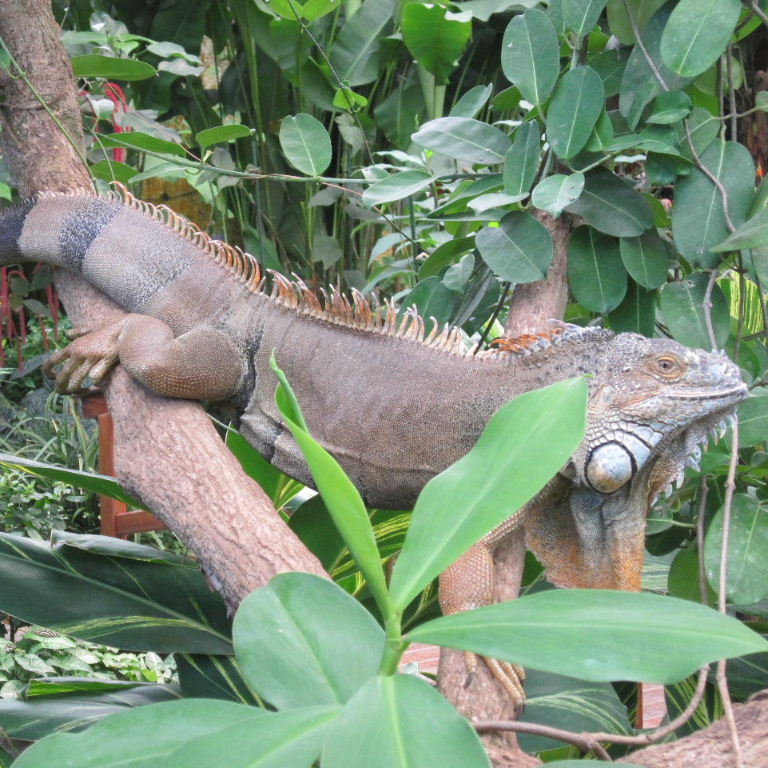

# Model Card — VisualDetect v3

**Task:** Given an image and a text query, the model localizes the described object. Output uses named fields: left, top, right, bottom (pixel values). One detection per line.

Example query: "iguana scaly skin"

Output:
left=0, top=188, right=748, bottom=707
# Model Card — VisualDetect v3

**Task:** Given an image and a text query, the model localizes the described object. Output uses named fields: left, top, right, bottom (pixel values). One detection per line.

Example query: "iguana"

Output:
left=0, top=187, right=748, bottom=708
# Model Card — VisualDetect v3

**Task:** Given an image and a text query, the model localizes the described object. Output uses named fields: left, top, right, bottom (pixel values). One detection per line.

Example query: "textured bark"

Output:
left=0, top=0, right=326, bottom=609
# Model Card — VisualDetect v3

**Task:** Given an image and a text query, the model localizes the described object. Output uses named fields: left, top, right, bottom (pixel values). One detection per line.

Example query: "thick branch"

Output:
left=0, top=0, right=326, bottom=609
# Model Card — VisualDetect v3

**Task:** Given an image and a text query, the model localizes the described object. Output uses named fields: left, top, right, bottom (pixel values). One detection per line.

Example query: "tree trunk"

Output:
left=0, top=0, right=327, bottom=610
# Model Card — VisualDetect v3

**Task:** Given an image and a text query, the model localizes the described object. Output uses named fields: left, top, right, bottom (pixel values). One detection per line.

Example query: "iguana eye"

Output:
left=654, top=355, right=684, bottom=378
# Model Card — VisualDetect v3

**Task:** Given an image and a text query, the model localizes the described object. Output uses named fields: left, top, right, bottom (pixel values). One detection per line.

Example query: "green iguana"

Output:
left=0, top=187, right=748, bottom=708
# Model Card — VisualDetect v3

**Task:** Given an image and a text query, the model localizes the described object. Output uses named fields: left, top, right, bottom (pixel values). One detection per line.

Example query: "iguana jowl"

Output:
left=0, top=188, right=748, bottom=704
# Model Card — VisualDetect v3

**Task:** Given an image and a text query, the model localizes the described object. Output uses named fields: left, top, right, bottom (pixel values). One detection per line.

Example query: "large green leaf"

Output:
left=389, top=378, right=587, bottom=611
left=0, top=681, right=180, bottom=740
left=409, top=590, right=768, bottom=683
left=402, top=5, right=472, bottom=85
left=476, top=211, right=554, bottom=283
left=362, top=170, right=434, bottom=207
left=568, top=226, right=627, bottom=313
left=619, top=231, right=671, bottom=289
left=0, top=532, right=232, bottom=654
left=564, top=168, right=654, bottom=237
left=737, top=391, right=768, bottom=447
left=712, top=207, right=768, bottom=253
left=233, top=573, right=384, bottom=709
left=400, top=277, right=457, bottom=333
left=503, top=122, right=541, bottom=197
left=321, top=674, right=490, bottom=768
left=546, top=66, right=604, bottom=159
left=12, top=699, right=337, bottom=768
left=412, top=116, right=511, bottom=164
left=705, top=494, right=768, bottom=605
left=672, top=141, right=756, bottom=267
left=660, top=0, right=741, bottom=78
left=532, top=172, right=584, bottom=216
left=0, top=453, right=140, bottom=507
left=328, top=0, right=398, bottom=86
left=659, top=273, right=730, bottom=349
left=196, top=124, right=252, bottom=149
left=176, top=654, right=257, bottom=704
left=562, top=0, right=608, bottom=36
left=71, top=54, right=156, bottom=81
left=279, top=113, right=332, bottom=176
left=270, top=357, right=391, bottom=615
left=97, top=132, right=185, bottom=158
left=606, top=0, right=667, bottom=44
left=501, top=8, right=560, bottom=105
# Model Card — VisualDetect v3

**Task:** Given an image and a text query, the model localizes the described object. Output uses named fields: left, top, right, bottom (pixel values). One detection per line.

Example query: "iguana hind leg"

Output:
left=45, top=314, right=244, bottom=401
left=439, top=538, right=526, bottom=715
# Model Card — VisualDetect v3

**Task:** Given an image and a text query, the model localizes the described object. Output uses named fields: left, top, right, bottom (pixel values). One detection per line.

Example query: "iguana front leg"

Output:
left=439, top=523, right=527, bottom=714
left=45, top=315, right=244, bottom=401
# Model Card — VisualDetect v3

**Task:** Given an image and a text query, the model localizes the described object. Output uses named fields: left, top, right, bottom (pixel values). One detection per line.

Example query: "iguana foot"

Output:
left=464, top=651, right=526, bottom=715
left=43, top=320, right=125, bottom=393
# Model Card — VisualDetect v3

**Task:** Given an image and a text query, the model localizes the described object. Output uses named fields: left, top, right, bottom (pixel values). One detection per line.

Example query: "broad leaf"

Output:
left=501, top=8, right=560, bottom=105
left=389, top=378, right=587, bottom=611
left=412, top=116, right=511, bottom=165
left=233, top=573, right=384, bottom=709
left=322, top=674, right=490, bottom=768
left=98, top=131, right=185, bottom=158
left=409, top=590, right=768, bottom=682
left=659, top=273, right=730, bottom=349
left=0, top=532, right=232, bottom=654
left=279, top=114, right=332, bottom=176
left=402, top=5, right=472, bottom=85
left=503, top=122, right=541, bottom=197
left=476, top=211, right=554, bottom=283
left=196, top=124, right=252, bottom=149
left=400, top=277, right=457, bottom=332
left=12, top=699, right=337, bottom=768
left=71, top=54, right=156, bottom=81
left=546, top=66, right=604, bottom=159
left=419, top=237, right=476, bottom=279
left=608, top=282, right=656, bottom=337
left=532, top=172, right=584, bottom=216
left=672, top=141, right=756, bottom=267
left=568, top=226, right=627, bottom=313
left=328, top=0, right=397, bottom=86
left=712, top=207, right=768, bottom=252
left=176, top=654, right=257, bottom=704
left=661, top=0, right=741, bottom=78
left=706, top=494, right=768, bottom=605
left=0, top=682, right=179, bottom=741
left=738, top=391, right=768, bottom=447
left=562, top=0, right=607, bottom=36
left=619, top=231, right=671, bottom=289
left=647, top=90, right=692, bottom=125
left=362, top=171, right=434, bottom=207
left=449, top=83, right=493, bottom=119
left=565, top=168, right=654, bottom=237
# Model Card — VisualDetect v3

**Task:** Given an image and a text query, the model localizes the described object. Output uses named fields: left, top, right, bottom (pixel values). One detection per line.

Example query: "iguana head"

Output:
left=524, top=333, right=748, bottom=591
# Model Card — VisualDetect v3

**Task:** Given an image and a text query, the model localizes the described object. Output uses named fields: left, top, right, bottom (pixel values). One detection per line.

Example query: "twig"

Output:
left=702, top=269, right=721, bottom=350
left=696, top=478, right=711, bottom=606
left=750, top=0, right=768, bottom=28
left=622, top=0, right=668, bottom=90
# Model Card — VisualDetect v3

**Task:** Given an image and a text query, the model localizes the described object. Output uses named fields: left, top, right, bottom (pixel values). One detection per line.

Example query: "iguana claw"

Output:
left=464, top=651, right=526, bottom=715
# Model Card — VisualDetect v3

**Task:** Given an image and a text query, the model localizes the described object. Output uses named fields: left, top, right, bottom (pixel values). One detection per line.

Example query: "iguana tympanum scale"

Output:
left=0, top=188, right=748, bottom=707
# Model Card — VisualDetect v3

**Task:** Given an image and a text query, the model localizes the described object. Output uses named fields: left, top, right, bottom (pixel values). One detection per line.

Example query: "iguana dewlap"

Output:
left=0, top=189, right=748, bottom=703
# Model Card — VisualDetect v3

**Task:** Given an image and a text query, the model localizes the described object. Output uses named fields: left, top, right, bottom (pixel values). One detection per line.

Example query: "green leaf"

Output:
left=196, top=124, right=252, bottom=149
left=362, top=170, right=434, bottom=207
left=333, top=86, right=368, bottom=110
left=501, top=8, right=560, bottom=105
left=647, top=90, right=693, bottom=124
left=476, top=211, right=553, bottom=283
left=668, top=549, right=713, bottom=603
left=322, top=674, right=490, bottom=768
left=0, top=683, right=179, bottom=741
left=412, top=116, right=512, bottom=165
left=565, top=168, right=654, bottom=237
left=672, top=141, right=756, bottom=267
left=568, top=226, right=627, bottom=313
left=419, top=237, right=476, bottom=279
left=226, top=430, right=288, bottom=505
left=389, top=378, right=587, bottom=611
left=608, top=282, right=656, bottom=336
left=449, top=83, right=493, bottom=119
left=176, top=654, right=257, bottom=704
left=737, top=392, right=768, bottom=447
left=705, top=495, right=768, bottom=605
left=89, top=160, right=139, bottom=184
left=661, top=0, right=741, bottom=78
left=606, top=0, right=667, bottom=44
left=98, top=132, right=185, bottom=158
left=711, top=207, right=768, bottom=252
left=0, top=453, right=140, bottom=506
left=619, top=231, right=672, bottom=289
left=0, top=532, right=232, bottom=654
left=302, top=0, right=339, bottom=20
left=270, top=356, right=391, bottom=615
left=71, top=54, right=156, bottom=81
left=502, top=122, right=541, bottom=197
left=233, top=573, right=384, bottom=709
left=659, top=273, right=730, bottom=348
left=402, top=5, right=472, bottom=85
left=409, top=590, right=768, bottom=682
left=279, top=113, right=332, bottom=176
left=400, top=277, right=457, bottom=333
left=11, top=699, right=337, bottom=768
left=562, top=0, right=608, bottom=37
left=532, top=172, right=584, bottom=216
left=328, top=0, right=398, bottom=86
